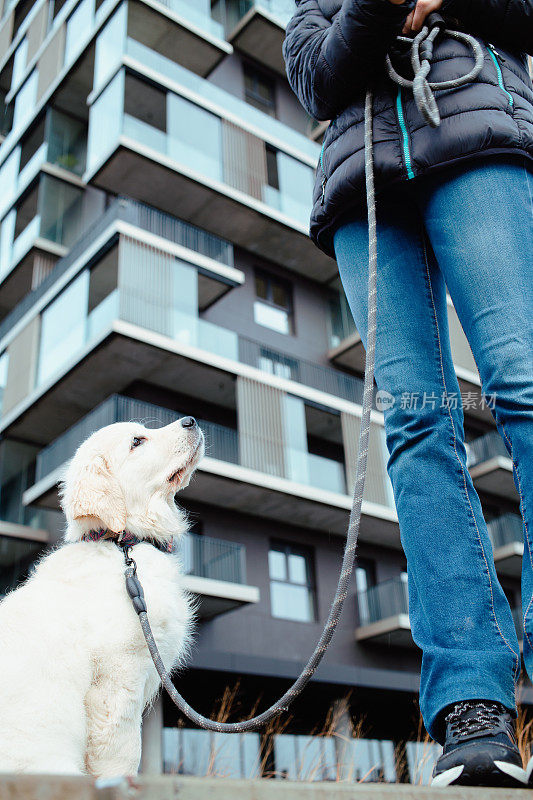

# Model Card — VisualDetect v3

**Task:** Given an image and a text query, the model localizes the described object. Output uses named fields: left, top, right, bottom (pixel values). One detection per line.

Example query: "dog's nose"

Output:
left=180, top=416, right=197, bottom=429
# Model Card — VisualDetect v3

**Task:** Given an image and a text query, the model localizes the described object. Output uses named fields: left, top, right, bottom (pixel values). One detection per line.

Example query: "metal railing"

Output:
left=487, top=512, right=523, bottom=549
left=357, top=576, right=409, bottom=627
left=466, top=430, right=509, bottom=468
left=238, top=339, right=368, bottom=406
left=34, top=396, right=241, bottom=481
left=179, top=531, right=246, bottom=584
left=0, top=197, right=234, bottom=344
left=34, top=394, right=346, bottom=496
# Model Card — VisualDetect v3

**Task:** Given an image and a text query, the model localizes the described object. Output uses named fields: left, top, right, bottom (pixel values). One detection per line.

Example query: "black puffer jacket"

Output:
left=282, top=0, right=533, bottom=259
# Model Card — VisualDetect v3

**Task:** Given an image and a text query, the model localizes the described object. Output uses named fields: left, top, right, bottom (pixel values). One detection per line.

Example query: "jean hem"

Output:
left=422, top=680, right=518, bottom=745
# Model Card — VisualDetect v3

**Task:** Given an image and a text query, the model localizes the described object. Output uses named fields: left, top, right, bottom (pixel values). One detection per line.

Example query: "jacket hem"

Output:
left=313, top=147, right=533, bottom=261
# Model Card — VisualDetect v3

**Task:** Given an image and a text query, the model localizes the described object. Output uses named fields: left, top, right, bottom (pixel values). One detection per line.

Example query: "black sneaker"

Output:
left=431, top=699, right=527, bottom=787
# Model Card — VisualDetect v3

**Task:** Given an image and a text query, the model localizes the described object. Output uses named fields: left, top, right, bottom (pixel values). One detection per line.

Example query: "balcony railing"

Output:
left=34, top=395, right=347, bottom=497
left=180, top=531, right=246, bottom=584
left=466, top=431, right=509, bottom=468
left=487, top=513, right=523, bottom=549
left=0, top=197, right=234, bottom=343
left=357, top=576, right=409, bottom=627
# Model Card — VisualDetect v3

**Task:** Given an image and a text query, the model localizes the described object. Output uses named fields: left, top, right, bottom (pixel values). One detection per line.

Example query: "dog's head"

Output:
left=60, top=416, right=204, bottom=545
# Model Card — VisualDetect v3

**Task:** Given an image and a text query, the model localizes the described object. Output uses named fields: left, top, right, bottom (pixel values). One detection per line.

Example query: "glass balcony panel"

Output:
left=156, top=0, right=224, bottom=39
left=38, top=175, right=86, bottom=248
left=37, top=270, right=89, bottom=386
left=123, top=114, right=167, bottom=153
left=0, top=148, right=21, bottom=219
left=0, top=351, right=8, bottom=416
left=275, top=151, right=315, bottom=226
left=124, top=38, right=319, bottom=161
left=13, top=71, right=38, bottom=134
left=94, top=3, right=127, bottom=93
left=167, top=94, right=223, bottom=183
left=47, top=110, right=87, bottom=176
left=64, top=0, right=95, bottom=65
left=18, top=141, right=48, bottom=189
left=11, top=37, right=29, bottom=93
left=86, top=288, right=119, bottom=342
left=0, top=210, right=16, bottom=280
left=87, top=71, right=125, bottom=174
left=307, top=452, right=345, bottom=494
left=11, top=214, right=41, bottom=265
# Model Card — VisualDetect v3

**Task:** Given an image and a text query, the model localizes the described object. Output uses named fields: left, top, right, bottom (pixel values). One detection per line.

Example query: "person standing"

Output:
left=283, top=0, right=533, bottom=787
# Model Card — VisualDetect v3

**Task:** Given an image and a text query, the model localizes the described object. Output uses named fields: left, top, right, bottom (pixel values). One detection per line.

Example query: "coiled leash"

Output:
left=123, top=14, right=484, bottom=733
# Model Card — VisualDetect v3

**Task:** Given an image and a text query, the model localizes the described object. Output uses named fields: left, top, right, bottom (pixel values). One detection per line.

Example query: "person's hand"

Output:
left=401, top=0, right=443, bottom=33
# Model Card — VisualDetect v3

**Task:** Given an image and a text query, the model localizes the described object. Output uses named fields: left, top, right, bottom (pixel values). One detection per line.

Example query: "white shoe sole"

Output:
left=431, top=760, right=527, bottom=787
left=526, top=754, right=533, bottom=783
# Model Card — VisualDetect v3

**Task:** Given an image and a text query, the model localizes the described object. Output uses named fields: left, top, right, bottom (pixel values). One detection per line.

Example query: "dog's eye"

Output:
left=131, top=436, right=147, bottom=450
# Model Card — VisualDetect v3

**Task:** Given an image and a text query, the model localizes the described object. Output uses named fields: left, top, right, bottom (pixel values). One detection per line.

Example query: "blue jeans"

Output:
left=333, top=155, right=533, bottom=744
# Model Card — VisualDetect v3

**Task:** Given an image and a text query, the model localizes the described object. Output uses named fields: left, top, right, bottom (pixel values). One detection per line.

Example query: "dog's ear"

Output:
left=67, top=454, right=127, bottom=533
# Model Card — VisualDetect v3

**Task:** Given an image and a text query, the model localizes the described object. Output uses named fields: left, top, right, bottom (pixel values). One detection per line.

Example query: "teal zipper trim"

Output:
left=487, top=45, right=514, bottom=108
left=319, top=139, right=326, bottom=175
left=396, top=88, right=415, bottom=180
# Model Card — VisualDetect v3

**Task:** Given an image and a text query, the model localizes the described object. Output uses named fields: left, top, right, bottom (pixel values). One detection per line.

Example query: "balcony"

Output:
left=85, top=32, right=334, bottom=281
left=0, top=220, right=373, bottom=446
left=356, top=576, right=524, bottom=648
left=125, top=0, right=231, bottom=77
left=355, top=576, right=412, bottom=647
left=179, top=531, right=259, bottom=618
left=22, top=394, right=398, bottom=543
left=0, top=197, right=240, bottom=345
left=467, top=431, right=516, bottom=499
left=213, top=0, right=295, bottom=77
left=0, top=165, right=96, bottom=319
left=488, top=513, right=523, bottom=577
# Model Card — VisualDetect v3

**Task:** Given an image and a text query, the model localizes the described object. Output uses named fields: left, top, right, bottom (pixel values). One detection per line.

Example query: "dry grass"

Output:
left=165, top=684, right=533, bottom=783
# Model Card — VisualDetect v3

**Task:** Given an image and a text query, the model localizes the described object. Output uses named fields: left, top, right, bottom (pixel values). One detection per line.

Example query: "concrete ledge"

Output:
left=0, top=776, right=531, bottom=799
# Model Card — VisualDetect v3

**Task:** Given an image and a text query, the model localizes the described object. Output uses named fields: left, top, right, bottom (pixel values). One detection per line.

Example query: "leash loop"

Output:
left=386, top=21, right=484, bottom=128
left=124, top=18, right=484, bottom=733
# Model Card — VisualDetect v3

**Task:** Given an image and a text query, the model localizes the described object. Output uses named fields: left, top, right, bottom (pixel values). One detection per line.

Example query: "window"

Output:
left=355, top=559, right=376, bottom=626
left=268, top=541, right=315, bottom=622
left=0, top=351, right=8, bottom=416
left=254, top=270, right=293, bottom=334
left=244, top=64, right=276, bottom=116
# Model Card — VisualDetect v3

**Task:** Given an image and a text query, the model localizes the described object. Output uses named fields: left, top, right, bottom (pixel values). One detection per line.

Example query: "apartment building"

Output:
left=0, top=0, right=530, bottom=783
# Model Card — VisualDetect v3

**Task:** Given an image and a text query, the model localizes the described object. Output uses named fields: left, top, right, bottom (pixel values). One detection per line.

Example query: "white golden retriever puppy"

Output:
left=0, top=415, right=203, bottom=777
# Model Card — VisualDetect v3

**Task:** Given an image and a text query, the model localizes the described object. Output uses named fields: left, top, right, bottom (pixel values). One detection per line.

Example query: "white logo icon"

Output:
left=376, top=390, right=395, bottom=411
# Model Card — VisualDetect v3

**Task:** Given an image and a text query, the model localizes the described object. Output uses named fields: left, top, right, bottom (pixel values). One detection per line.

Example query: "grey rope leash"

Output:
left=123, top=16, right=483, bottom=733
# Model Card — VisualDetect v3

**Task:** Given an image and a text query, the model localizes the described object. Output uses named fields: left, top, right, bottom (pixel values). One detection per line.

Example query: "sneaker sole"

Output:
left=432, top=760, right=528, bottom=788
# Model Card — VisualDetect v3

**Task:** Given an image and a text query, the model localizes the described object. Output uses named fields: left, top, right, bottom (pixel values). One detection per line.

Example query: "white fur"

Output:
left=0, top=417, right=204, bottom=777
